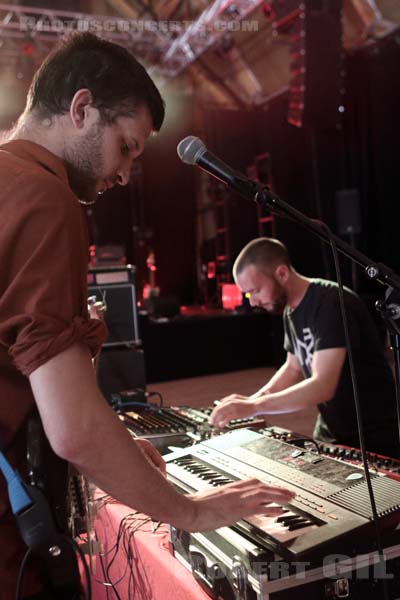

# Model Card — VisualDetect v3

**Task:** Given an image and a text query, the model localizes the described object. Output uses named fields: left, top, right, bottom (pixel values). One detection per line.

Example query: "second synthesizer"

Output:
left=165, top=429, right=400, bottom=561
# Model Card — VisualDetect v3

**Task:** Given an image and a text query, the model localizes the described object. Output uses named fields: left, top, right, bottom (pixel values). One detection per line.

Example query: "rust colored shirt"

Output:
left=0, top=140, right=107, bottom=598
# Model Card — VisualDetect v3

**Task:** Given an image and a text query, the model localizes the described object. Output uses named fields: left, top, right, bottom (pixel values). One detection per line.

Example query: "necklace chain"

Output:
left=78, top=198, right=97, bottom=206
left=78, top=191, right=104, bottom=206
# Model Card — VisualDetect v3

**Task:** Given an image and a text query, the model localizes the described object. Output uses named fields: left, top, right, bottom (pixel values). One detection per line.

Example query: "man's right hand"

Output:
left=209, top=394, right=259, bottom=429
left=184, top=479, right=295, bottom=532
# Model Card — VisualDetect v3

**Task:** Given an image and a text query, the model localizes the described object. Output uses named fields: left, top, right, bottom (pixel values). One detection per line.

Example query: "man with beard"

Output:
left=210, top=237, right=399, bottom=457
left=0, top=36, right=294, bottom=599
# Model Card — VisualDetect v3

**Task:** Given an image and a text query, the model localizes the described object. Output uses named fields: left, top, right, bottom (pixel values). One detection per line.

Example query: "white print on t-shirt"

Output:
left=292, top=327, right=315, bottom=372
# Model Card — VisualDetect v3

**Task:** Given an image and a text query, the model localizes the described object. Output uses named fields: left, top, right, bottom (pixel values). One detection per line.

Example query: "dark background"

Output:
left=91, top=36, right=400, bottom=304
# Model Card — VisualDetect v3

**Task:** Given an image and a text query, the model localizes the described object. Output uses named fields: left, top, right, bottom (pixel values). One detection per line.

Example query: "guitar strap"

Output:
left=0, top=410, right=83, bottom=597
left=26, top=411, right=83, bottom=596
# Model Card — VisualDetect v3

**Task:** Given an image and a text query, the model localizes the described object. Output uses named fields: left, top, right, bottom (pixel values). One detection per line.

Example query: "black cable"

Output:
left=118, top=515, right=143, bottom=599
left=104, top=511, right=152, bottom=600
left=316, top=219, right=390, bottom=600
left=98, top=552, right=110, bottom=600
left=147, top=391, right=164, bottom=407
left=103, top=512, right=143, bottom=597
left=124, top=516, right=152, bottom=599
left=96, top=546, right=120, bottom=600
left=284, top=437, right=321, bottom=454
left=16, top=537, right=92, bottom=600
left=96, top=502, right=157, bottom=600
left=66, top=536, right=92, bottom=600
left=124, top=524, right=136, bottom=599
left=105, top=517, right=128, bottom=596
left=95, top=515, right=122, bottom=599
left=15, top=548, right=32, bottom=600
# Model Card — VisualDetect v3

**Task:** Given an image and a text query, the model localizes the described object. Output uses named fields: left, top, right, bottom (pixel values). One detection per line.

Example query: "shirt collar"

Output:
left=0, top=139, right=69, bottom=185
left=287, top=280, right=313, bottom=316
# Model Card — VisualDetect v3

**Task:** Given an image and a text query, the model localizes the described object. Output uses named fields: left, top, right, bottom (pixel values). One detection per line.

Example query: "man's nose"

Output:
left=116, top=166, right=131, bottom=186
left=249, top=295, right=258, bottom=307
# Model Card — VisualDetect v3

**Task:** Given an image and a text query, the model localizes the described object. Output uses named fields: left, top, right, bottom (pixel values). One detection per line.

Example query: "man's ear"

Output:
left=274, top=264, right=289, bottom=284
left=69, top=89, right=95, bottom=129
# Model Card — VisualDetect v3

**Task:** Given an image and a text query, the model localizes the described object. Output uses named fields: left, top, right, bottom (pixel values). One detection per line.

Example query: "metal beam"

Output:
left=0, top=1, right=265, bottom=78
left=155, top=0, right=264, bottom=77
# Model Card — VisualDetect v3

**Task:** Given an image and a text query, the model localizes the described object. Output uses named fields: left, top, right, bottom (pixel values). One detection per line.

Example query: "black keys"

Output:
left=173, top=457, right=234, bottom=486
left=276, top=511, right=313, bottom=531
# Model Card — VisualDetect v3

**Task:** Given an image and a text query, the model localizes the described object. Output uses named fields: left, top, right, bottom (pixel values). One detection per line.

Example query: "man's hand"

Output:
left=187, top=479, right=295, bottom=532
left=209, top=394, right=258, bottom=429
left=135, top=438, right=166, bottom=474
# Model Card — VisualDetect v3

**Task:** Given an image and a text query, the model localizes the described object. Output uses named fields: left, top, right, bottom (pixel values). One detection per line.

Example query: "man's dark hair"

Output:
left=26, top=32, right=165, bottom=130
left=233, top=237, right=292, bottom=281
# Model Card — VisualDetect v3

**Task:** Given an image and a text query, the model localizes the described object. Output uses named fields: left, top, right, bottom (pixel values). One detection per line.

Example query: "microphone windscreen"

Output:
left=177, top=136, right=206, bottom=164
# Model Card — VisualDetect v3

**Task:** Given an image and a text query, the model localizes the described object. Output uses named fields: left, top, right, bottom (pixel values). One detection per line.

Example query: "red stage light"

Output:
left=221, top=283, right=242, bottom=310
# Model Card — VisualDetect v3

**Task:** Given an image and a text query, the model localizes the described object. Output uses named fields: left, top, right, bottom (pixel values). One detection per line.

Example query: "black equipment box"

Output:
left=97, top=347, right=146, bottom=402
left=170, top=526, right=400, bottom=600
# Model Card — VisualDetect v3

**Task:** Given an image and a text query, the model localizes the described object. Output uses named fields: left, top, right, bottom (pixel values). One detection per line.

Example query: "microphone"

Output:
left=177, top=136, right=262, bottom=200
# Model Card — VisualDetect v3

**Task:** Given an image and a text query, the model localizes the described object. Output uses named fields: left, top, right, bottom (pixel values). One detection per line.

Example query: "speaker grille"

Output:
left=328, top=477, right=400, bottom=519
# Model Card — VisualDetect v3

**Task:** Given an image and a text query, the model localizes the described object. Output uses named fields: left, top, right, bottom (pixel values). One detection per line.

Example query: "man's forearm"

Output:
left=71, top=406, right=195, bottom=527
left=210, top=348, right=345, bottom=429
left=29, top=344, right=195, bottom=528
left=254, top=376, right=328, bottom=415
left=252, top=361, right=303, bottom=398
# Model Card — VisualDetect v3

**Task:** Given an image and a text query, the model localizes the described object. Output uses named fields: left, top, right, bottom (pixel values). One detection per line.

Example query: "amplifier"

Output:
left=88, top=265, right=139, bottom=347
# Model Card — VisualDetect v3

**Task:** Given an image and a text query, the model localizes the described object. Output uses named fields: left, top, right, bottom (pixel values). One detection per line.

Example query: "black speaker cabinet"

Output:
left=88, top=265, right=140, bottom=347
left=335, top=189, right=362, bottom=235
left=97, top=347, right=146, bottom=401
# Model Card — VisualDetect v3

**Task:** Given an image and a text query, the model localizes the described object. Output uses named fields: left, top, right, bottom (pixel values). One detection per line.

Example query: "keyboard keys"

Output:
left=167, top=457, right=319, bottom=545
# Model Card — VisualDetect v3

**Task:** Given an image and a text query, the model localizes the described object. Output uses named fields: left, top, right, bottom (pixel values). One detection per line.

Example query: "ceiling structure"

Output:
left=0, top=0, right=399, bottom=111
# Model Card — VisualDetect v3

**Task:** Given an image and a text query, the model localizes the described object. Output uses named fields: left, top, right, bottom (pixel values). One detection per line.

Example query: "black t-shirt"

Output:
left=283, top=279, right=398, bottom=454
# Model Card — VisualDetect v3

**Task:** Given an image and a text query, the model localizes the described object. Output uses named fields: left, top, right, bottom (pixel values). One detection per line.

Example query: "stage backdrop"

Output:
left=90, top=37, right=400, bottom=304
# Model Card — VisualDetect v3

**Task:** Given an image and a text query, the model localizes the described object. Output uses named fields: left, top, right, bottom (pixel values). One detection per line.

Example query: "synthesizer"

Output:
left=119, top=404, right=266, bottom=452
left=259, top=425, right=400, bottom=480
left=165, top=429, right=400, bottom=561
